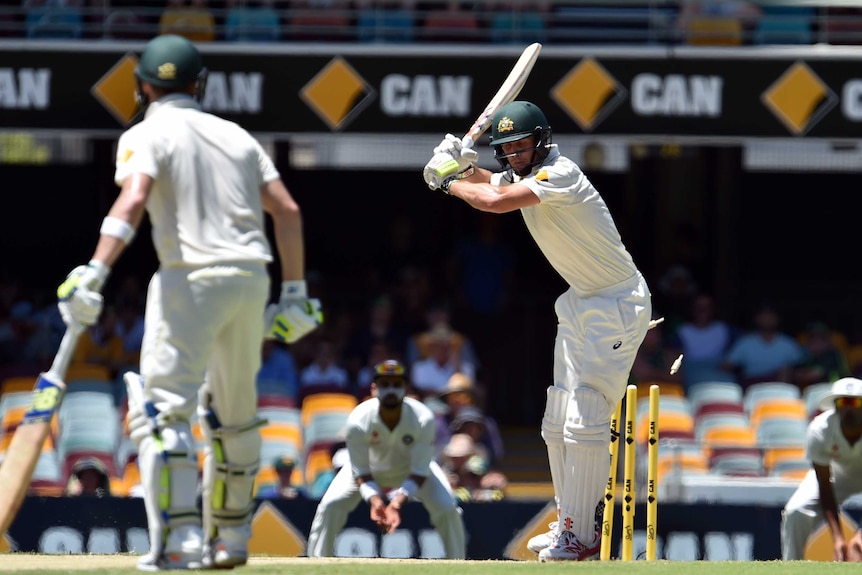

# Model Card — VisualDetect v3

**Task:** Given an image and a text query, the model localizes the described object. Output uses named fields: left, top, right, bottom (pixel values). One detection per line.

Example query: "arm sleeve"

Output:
left=409, top=412, right=436, bottom=477
left=805, top=419, right=831, bottom=466
left=346, top=418, right=372, bottom=479
left=255, top=139, right=280, bottom=184
left=114, top=129, right=159, bottom=186
left=521, top=161, right=594, bottom=207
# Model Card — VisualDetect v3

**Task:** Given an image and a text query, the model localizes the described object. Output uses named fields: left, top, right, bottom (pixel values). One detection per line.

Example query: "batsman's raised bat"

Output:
left=0, top=326, right=82, bottom=536
left=461, top=42, right=542, bottom=150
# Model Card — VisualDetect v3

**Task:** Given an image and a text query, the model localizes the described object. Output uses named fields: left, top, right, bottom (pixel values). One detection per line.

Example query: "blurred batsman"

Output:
left=306, top=360, right=466, bottom=558
left=423, top=101, right=651, bottom=561
left=56, top=34, right=321, bottom=571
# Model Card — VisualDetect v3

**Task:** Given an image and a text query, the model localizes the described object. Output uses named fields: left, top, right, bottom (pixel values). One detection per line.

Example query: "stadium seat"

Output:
left=695, top=412, right=750, bottom=443
left=303, top=446, right=334, bottom=487
left=763, top=446, right=806, bottom=474
left=743, top=382, right=801, bottom=414
left=709, top=450, right=763, bottom=477
left=687, top=381, right=744, bottom=412
left=637, top=410, right=694, bottom=445
left=754, top=6, right=814, bottom=45
left=301, top=392, right=357, bottom=428
left=756, top=418, right=808, bottom=448
left=636, top=381, right=685, bottom=401
left=702, top=426, right=757, bottom=458
left=694, top=400, right=745, bottom=421
left=684, top=16, right=743, bottom=46
left=65, top=363, right=111, bottom=383
left=749, top=398, right=807, bottom=429
left=1, top=377, right=35, bottom=395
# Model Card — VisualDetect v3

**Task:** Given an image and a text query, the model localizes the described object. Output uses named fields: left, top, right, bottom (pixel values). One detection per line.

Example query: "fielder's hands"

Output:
left=369, top=497, right=389, bottom=533
left=423, top=133, right=478, bottom=191
left=382, top=501, right=403, bottom=534
left=264, top=280, right=323, bottom=344
left=57, top=260, right=109, bottom=330
left=847, top=531, right=862, bottom=562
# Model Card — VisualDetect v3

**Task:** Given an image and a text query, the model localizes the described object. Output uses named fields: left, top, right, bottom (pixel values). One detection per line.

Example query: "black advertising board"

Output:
left=0, top=43, right=861, bottom=139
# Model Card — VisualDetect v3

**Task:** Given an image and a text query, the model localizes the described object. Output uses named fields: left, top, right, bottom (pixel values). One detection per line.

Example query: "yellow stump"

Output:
left=621, top=384, right=637, bottom=561
left=646, top=384, right=660, bottom=560
left=600, top=400, right=622, bottom=560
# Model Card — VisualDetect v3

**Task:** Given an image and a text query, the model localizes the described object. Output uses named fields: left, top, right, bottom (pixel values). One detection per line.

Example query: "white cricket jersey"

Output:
left=495, top=146, right=638, bottom=297
left=346, top=397, right=436, bottom=487
left=806, top=410, right=862, bottom=473
left=114, top=95, right=280, bottom=268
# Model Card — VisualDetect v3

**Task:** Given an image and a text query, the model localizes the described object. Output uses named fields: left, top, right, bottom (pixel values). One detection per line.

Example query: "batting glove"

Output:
left=57, top=260, right=109, bottom=329
left=433, top=133, right=479, bottom=171
left=264, top=280, right=323, bottom=344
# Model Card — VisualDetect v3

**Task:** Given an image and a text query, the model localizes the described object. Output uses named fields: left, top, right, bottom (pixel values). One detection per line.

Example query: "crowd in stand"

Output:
left=4, top=1, right=862, bottom=46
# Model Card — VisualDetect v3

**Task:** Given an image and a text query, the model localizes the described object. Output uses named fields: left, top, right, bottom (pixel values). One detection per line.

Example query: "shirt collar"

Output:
left=144, top=93, right=201, bottom=119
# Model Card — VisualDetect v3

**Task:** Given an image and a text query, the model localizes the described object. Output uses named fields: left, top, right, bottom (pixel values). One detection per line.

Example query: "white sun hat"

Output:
left=819, top=377, right=862, bottom=410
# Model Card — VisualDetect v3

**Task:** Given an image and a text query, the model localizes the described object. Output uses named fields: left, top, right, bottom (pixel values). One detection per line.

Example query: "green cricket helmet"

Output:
left=489, top=101, right=552, bottom=176
left=134, top=34, right=208, bottom=106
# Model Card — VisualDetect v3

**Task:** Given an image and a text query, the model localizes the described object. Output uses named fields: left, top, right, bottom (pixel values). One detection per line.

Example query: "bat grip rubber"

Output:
left=47, top=326, right=83, bottom=382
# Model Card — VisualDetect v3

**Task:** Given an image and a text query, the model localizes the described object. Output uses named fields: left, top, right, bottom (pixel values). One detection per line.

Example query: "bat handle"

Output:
left=47, top=326, right=83, bottom=382
left=461, top=136, right=475, bottom=150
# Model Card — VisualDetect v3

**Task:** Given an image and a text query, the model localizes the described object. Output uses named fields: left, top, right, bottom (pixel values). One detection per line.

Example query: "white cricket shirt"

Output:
left=114, top=95, right=280, bottom=268
left=498, top=146, right=638, bottom=297
left=806, top=410, right=862, bottom=473
left=346, top=397, right=436, bottom=487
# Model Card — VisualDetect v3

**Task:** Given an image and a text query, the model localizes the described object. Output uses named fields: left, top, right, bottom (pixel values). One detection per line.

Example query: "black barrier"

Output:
left=9, top=496, right=862, bottom=560
left=0, top=43, right=861, bottom=138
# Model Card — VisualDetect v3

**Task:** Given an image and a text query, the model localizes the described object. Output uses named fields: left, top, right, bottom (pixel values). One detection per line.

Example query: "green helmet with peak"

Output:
left=489, top=101, right=552, bottom=175
left=134, top=35, right=208, bottom=106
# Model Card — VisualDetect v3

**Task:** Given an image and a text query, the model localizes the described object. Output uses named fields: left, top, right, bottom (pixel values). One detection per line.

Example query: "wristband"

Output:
left=280, top=279, right=307, bottom=300
left=440, top=165, right=474, bottom=194
left=393, top=479, right=419, bottom=500
left=100, top=216, right=136, bottom=244
left=358, top=481, right=381, bottom=503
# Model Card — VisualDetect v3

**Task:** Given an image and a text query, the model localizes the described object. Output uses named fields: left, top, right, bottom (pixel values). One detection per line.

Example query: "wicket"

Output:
left=599, top=383, right=660, bottom=560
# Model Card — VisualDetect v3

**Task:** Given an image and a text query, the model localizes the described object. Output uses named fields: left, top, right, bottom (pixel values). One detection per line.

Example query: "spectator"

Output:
left=115, top=295, right=145, bottom=371
left=224, top=0, right=280, bottom=42
left=721, top=302, right=805, bottom=387
left=405, top=299, right=479, bottom=368
left=258, top=455, right=302, bottom=499
left=71, top=305, right=125, bottom=378
left=439, top=433, right=507, bottom=502
left=0, top=300, right=57, bottom=368
left=66, top=457, right=111, bottom=497
left=653, top=265, right=698, bottom=336
left=299, top=339, right=349, bottom=399
left=308, top=444, right=349, bottom=500
left=343, top=294, right=409, bottom=380
left=794, top=322, right=851, bottom=391
left=668, top=293, right=737, bottom=388
left=410, top=325, right=476, bottom=399
left=256, top=339, right=300, bottom=403
left=449, top=405, right=504, bottom=468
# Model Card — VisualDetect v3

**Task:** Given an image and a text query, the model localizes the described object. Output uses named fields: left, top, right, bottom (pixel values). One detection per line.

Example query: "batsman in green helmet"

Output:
left=422, top=101, right=653, bottom=562
left=57, top=34, right=321, bottom=572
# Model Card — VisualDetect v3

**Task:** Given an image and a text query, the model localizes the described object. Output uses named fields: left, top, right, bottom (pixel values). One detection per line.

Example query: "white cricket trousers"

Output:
left=306, top=462, right=466, bottom=558
left=782, top=467, right=862, bottom=559
left=141, top=262, right=269, bottom=426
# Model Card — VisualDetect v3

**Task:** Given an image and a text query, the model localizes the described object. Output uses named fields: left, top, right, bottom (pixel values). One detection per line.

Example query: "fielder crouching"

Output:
left=306, top=360, right=466, bottom=559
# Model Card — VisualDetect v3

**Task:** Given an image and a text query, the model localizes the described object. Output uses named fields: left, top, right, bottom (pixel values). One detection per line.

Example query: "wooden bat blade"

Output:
left=0, top=373, right=66, bottom=535
left=461, top=42, right=542, bottom=149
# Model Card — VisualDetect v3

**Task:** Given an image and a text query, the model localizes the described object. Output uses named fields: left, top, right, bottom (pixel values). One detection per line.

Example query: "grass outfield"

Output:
left=0, top=556, right=858, bottom=574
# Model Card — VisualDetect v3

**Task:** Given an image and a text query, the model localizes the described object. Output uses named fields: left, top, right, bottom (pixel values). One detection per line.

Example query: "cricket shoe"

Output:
left=202, top=526, right=250, bottom=569
left=137, top=526, right=204, bottom=571
left=537, top=530, right=600, bottom=562
left=527, top=521, right=558, bottom=553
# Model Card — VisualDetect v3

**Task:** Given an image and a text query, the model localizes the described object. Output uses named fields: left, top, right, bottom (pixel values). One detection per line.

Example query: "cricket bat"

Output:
left=0, top=326, right=83, bottom=536
left=426, top=42, right=542, bottom=190
left=461, top=42, right=542, bottom=150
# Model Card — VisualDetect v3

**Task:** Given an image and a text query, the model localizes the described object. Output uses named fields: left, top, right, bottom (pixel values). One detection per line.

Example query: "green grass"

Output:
left=0, top=556, right=859, bottom=575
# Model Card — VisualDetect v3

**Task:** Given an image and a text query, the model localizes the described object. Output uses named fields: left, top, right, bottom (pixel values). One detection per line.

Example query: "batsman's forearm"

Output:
left=449, top=181, right=510, bottom=213
left=272, top=211, right=304, bottom=282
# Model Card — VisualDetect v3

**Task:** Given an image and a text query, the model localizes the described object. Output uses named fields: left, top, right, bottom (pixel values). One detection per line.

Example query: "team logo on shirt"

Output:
left=371, top=430, right=380, bottom=445
left=402, top=435, right=414, bottom=445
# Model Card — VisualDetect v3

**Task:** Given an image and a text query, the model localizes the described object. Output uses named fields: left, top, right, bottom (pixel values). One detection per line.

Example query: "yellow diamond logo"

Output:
left=552, top=58, right=626, bottom=132
left=301, top=57, right=375, bottom=131
left=91, top=53, right=140, bottom=126
left=762, top=61, right=837, bottom=136
left=248, top=501, right=306, bottom=556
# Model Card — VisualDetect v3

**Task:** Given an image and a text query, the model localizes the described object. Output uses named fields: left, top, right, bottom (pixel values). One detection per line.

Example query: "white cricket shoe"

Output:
left=202, top=526, right=250, bottom=569
left=537, top=530, right=601, bottom=562
left=137, top=525, right=204, bottom=572
left=527, top=521, right=558, bottom=553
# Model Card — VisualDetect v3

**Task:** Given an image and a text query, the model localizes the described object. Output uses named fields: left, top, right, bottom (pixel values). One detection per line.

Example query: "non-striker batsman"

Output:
left=423, top=101, right=652, bottom=561
left=56, top=34, right=322, bottom=570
